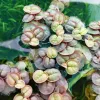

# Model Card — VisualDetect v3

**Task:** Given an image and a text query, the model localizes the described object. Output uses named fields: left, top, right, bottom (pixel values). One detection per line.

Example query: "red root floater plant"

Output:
left=0, top=0, right=100, bottom=100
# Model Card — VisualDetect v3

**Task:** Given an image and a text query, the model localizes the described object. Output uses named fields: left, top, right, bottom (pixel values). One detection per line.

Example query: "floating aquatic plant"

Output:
left=0, top=0, right=100, bottom=100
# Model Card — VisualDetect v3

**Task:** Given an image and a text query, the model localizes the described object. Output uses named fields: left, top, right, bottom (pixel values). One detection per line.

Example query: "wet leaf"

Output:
left=0, top=46, right=28, bottom=61
left=86, top=4, right=100, bottom=24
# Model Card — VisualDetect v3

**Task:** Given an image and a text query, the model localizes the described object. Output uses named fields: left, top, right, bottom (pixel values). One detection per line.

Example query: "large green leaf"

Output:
left=0, top=46, right=28, bottom=61
left=85, top=4, right=100, bottom=24
left=64, top=2, right=87, bottom=22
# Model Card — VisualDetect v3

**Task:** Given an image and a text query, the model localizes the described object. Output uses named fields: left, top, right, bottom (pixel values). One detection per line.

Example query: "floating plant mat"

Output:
left=0, top=0, right=100, bottom=100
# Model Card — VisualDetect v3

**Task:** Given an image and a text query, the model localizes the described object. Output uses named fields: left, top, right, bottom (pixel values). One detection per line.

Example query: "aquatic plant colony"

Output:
left=0, top=0, right=100, bottom=100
